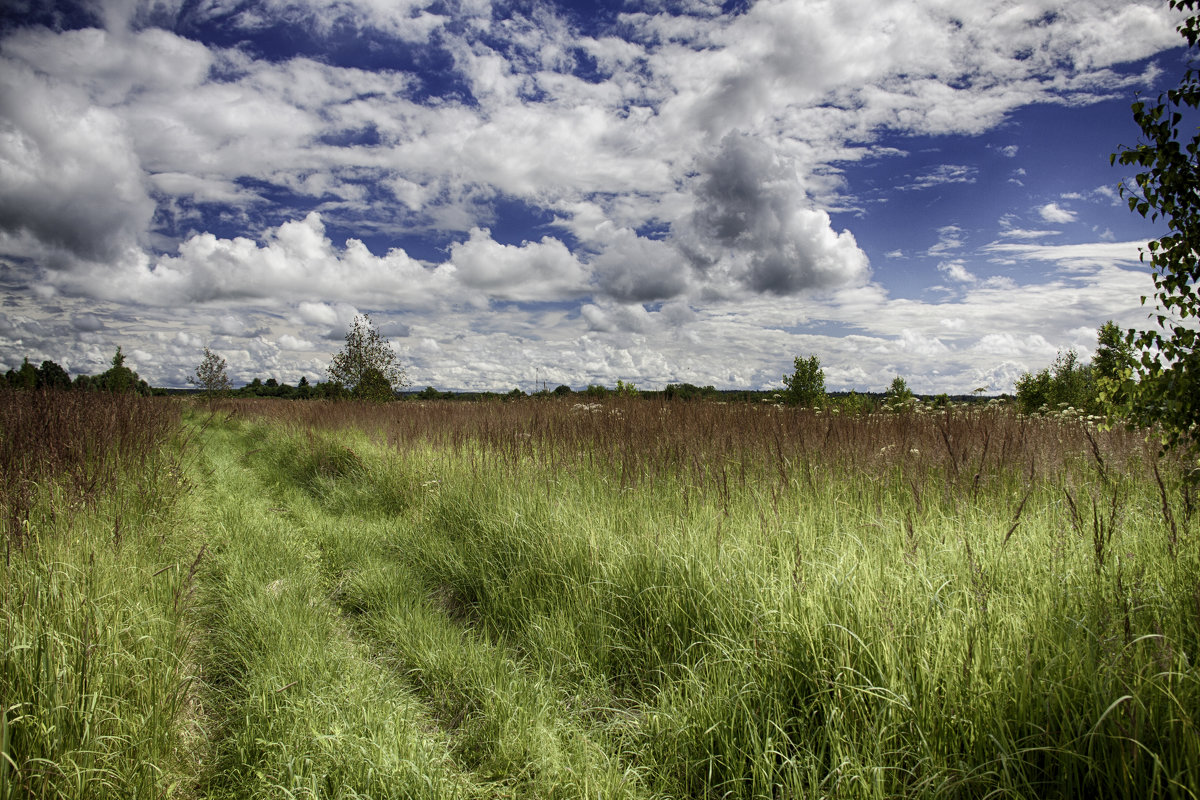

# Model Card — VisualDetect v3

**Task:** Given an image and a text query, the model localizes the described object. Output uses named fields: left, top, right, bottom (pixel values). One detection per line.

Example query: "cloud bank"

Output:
left=0, top=0, right=1184, bottom=391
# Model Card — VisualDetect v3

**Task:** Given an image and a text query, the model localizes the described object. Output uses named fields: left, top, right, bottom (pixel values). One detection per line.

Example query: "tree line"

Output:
left=0, top=317, right=1146, bottom=414
left=4, top=1, right=1198, bottom=464
left=4, top=347, right=153, bottom=395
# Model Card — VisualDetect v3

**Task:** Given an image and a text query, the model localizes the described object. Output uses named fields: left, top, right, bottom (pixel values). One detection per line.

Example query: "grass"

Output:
left=3, top=391, right=1199, bottom=797
left=1, top=391, right=197, bottom=798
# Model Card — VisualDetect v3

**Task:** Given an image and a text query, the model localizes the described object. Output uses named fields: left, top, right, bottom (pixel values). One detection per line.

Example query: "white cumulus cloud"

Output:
left=1038, top=202, right=1078, bottom=224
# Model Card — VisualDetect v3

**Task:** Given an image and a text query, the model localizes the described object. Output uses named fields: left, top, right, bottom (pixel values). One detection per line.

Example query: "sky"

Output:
left=0, top=0, right=1193, bottom=393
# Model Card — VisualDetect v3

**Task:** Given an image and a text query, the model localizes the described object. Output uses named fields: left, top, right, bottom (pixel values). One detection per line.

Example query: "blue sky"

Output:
left=0, top=0, right=1191, bottom=392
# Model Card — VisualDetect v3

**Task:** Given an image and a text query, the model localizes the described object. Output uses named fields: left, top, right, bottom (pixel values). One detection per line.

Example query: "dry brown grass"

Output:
left=1, top=389, right=182, bottom=545
left=203, top=396, right=1172, bottom=505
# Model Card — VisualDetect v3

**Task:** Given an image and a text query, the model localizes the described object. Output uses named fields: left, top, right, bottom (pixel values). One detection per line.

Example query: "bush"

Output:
left=1015, top=349, right=1096, bottom=415
left=782, top=355, right=825, bottom=407
left=663, top=383, right=718, bottom=401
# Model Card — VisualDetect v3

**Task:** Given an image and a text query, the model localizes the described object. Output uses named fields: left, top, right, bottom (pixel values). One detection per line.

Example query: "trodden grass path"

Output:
left=190, top=415, right=654, bottom=799
left=182, top=402, right=1200, bottom=799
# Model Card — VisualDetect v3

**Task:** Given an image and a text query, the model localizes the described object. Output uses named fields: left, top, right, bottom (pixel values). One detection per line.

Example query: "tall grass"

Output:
left=198, top=397, right=1198, bottom=798
left=1, top=389, right=183, bottom=549
left=1, top=390, right=197, bottom=799
left=8, top=391, right=1195, bottom=797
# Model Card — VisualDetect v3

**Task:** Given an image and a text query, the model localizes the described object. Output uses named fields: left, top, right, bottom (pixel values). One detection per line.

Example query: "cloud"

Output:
left=982, top=240, right=1146, bottom=268
left=0, top=0, right=1186, bottom=392
left=71, top=314, right=107, bottom=332
left=927, top=225, right=966, bottom=256
left=938, top=260, right=976, bottom=283
left=1038, top=202, right=1077, bottom=224
left=447, top=227, right=588, bottom=302
left=148, top=172, right=261, bottom=206
left=903, top=164, right=977, bottom=191
left=675, top=134, right=870, bottom=296
left=96, top=213, right=462, bottom=309
left=198, top=0, right=450, bottom=42
left=297, top=300, right=359, bottom=329
left=997, top=227, right=1062, bottom=240
left=278, top=334, right=319, bottom=351
left=0, top=57, right=154, bottom=263
left=591, top=224, right=691, bottom=302
left=211, top=314, right=268, bottom=338
left=581, top=301, right=653, bottom=334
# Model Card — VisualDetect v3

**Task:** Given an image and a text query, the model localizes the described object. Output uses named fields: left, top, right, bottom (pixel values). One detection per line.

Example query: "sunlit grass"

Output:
left=191, top=397, right=1199, bottom=798
left=1, top=391, right=197, bottom=799
left=4, top=392, right=1198, bottom=798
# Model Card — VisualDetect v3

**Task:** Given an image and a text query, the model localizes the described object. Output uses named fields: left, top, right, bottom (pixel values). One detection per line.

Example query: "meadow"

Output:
left=2, top=390, right=1198, bottom=798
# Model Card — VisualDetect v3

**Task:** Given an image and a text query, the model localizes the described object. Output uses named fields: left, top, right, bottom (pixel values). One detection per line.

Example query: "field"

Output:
left=3, top=390, right=1199, bottom=799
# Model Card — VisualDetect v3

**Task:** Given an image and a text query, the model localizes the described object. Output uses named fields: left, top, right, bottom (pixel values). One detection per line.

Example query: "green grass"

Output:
left=4, top=393, right=1199, bottom=797
left=1, top=392, right=197, bottom=798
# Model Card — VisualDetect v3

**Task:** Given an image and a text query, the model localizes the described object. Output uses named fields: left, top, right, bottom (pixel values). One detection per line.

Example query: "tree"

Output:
left=782, top=355, right=825, bottom=407
left=1014, top=368, right=1053, bottom=415
left=326, top=314, right=407, bottom=400
left=37, top=360, right=71, bottom=390
left=1049, top=350, right=1094, bottom=411
left=886, top=375, right=913, bottom=400
left=1093, top=320, right=1136, bottom=416
left=1014, top=347, right=1098, bottom=415
left=14, top=358, right=38, bottom=390
left=188, top=347, right=232, bottom=397
left=1111, top=0, right=1200, bottom=458
left=315, top=380, right=349, bottom=400
left=96, top=347, right=139, bottom=393
left=1093, top=320, right=1136, bottom=384
left=884, top=375, right=915, bottom=410
left=354, top=367, right=394, bottom=403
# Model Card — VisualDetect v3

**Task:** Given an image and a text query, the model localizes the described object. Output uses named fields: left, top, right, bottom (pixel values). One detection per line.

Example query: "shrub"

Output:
left=781, top=355, right=825, bottom=407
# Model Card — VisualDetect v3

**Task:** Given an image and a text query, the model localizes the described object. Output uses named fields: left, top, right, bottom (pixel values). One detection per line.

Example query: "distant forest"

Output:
left=7, top=321, right=1126, bottom=418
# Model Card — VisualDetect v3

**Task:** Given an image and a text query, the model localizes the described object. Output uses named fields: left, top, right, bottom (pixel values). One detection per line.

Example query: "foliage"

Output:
left=95, top=347, right=150, bottom=394
left=663, top=382, right=719, bottom=401
left=14, top=358, right=37, bottom=389
left=326, top=314, right=407, bottom=400
left=781, top=355, right=825, bottom=407
left=354, top=366, right=395, bottom=402
left=882, top=375, right=916, bottom=412
left=885, top=375, right=913, bottom=402
left=1093, top=320, right=1136, bottom=384
left=1015, top=348, right=1096, bottom=415
left=188, top=346, right=232, bottom=397
left=37, top=359, right=71, bottom=390
left=316, top=380, right=349, bottom=400
left=826, top=390, right=876, bottom=415
left=1111, top=0, right=1200, bottom=458
left=615, top=379, right=639, bottom=397
left=1094, top=319, right=1138, bottom=418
